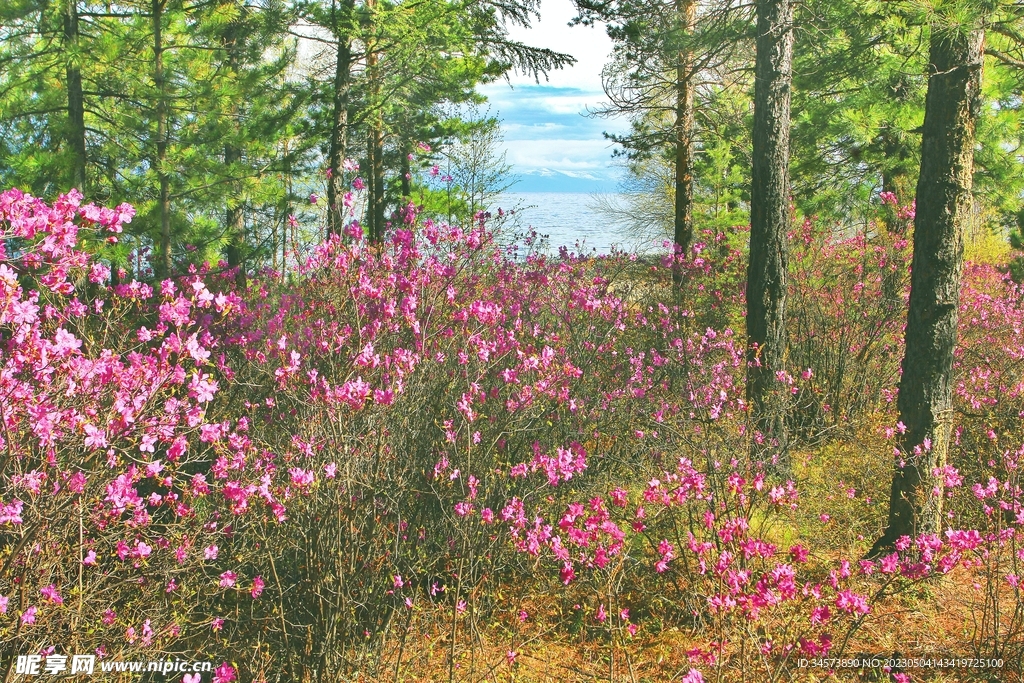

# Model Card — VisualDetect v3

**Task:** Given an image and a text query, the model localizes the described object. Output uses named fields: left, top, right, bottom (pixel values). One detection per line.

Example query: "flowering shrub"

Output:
left=1, top=188, right=1021, bottom=682
left=787, top=200, right=914, bottom=437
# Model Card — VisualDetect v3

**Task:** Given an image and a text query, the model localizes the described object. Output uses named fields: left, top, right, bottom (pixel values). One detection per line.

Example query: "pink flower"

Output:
left=835, top=589, right=870, bottom=615
left=251, top=576, right=265, bottom=598
left=84, top=424, right=108, bottom=450
left=289, top=468, right=314, bottom=487
left=789, top=544, right=808, bottom=563
left=205, top=545, right=219, bottom=560
left=101, top=609, right=116, bottom=625
left=219, top=571, right=237, bottom=588
left=40, top=584, right=63, bottom=604
left=0, top=595, right=7, bottom=613
left=21, top=606, right=37, bottom=625
left=184, top=675, right=201, bottom=683
left=213, top=663, right=236, bottom=683
left=211, top=617, right=225, bottom=632
left=67, top=471, right=86, bottom=493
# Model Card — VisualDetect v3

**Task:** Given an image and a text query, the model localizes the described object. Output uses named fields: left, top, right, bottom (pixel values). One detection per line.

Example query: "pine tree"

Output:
left=870, top=13, right=985, bottom=555
left=745, top=0, right=793, bottom=471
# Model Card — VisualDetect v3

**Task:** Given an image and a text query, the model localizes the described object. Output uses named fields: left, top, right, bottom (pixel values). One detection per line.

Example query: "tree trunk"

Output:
left=746, top=0, right=792, bottom=470
left=881, top=129, right=914, bottom=216
left=224, top=145, right=246, bottom=288
left=869, top=24, right=984, bottom=557
left=64, top=0, right=87, bottom=194
left=364, top=22, right=385, bottom=244
left=281, top=138, right=291, bottom=274
left=367, top=118, right=385, bottom=242
left=880, top=126, right=914, bottom=314
left=326, top=0, right=353, bottom=235
left=401, top=138, right=412, bottom=199
left=223, top=20, right=246, bottom=288
left=153, top=0, right=171, bottom=279
left=671, top=0, right=696, bottom=286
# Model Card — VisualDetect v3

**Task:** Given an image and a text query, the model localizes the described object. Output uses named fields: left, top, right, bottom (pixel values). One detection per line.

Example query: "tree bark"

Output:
left=367, top=118, right=386, bottom=242
left=671, top=0, right=696, bottom=286
left=881, top=129, right=914, bottom=215
left=326, top=0, right=353, bottom=235
left=364, top=20, right=385, bottom=244
left=870, top=24, right=984, bottom=556
left=879, top=126, right=914, bottom=314
left=401, top=138, right=412, bottom=199
left=153, top=0, right=171, bottom=279
left=224, top=145, right=246, bottom=288
left=64, top=0, right=87, bottom=194
left=223, top=18, right=246, bottom=288
left=746, top=0, right=792, bottom=470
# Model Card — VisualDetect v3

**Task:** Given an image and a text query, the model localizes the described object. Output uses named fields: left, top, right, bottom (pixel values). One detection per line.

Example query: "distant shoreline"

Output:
left=492, top=191, right=662, bottom=255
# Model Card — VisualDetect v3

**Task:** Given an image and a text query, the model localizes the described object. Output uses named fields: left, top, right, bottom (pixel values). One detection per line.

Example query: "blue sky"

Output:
left=478, top=0, right=630, bottom=193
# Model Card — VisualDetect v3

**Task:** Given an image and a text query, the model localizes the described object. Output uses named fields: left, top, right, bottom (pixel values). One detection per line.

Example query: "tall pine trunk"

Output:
left=870, top=24, right=984, bottom=556
left=401, top=137, right=412, bottom=199
left=367, top=119, right=385, bottom=242
left=671, top=0, right=696, bottom=285
left=746, top=0, right=792, bottom=469
left=64, top=0, right=87, bottom=194
left=880, top=125, right=914, bottom=314
left=224, top=145, right=246, bottom=288
left=326, top=0, right=353, bottom=235
left=364, top=18, right=385, bottom=244
left=153, top=0, right=171, bottom=279
left=223, top=20, right=246, bottom=288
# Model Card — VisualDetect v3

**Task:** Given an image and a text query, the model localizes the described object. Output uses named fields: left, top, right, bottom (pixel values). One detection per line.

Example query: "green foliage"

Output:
left=1, top=0, right=557, bottom=275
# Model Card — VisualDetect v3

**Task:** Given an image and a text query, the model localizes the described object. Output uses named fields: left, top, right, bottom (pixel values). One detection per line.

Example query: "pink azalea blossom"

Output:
left=213, top=662, right=236, bottom=683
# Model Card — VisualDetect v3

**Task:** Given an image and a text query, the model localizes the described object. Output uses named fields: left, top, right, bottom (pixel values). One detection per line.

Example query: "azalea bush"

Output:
left=1, top=188, right=1022, bottom=682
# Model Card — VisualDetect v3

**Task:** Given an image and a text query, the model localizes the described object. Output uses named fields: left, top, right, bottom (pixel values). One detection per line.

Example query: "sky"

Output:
left=478, top=0, right=629, bottom=193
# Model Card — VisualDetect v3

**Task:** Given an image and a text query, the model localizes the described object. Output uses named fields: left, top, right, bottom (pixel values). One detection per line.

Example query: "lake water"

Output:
left=492, top=192, right=664, bottom=255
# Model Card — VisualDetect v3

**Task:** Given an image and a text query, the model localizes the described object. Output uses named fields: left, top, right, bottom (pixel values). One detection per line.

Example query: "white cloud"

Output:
left=505, top=139, right=622, bottom=179
left=478, top=0, right=631, bottom=191
left=500, top=0, right=613, bottom=91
